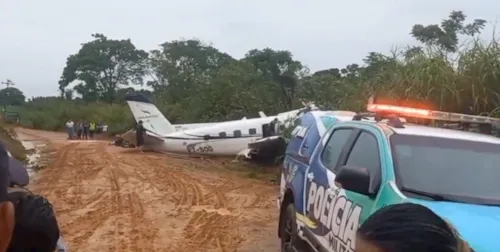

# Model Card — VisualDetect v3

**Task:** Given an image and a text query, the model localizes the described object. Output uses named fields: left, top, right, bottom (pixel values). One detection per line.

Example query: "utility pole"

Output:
left=1, top=79, right=15, bottom=88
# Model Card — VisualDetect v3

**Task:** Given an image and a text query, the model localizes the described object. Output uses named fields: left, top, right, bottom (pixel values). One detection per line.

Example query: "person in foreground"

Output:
left=356, top=203, right=472, bottom=252
left=7, top=191, right=61, bottom=252
left=0, top=143, right=14, bottom=252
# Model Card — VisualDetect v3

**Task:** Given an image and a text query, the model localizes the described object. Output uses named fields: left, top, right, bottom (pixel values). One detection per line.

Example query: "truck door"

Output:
left=302, top=127, right=358, bottom=248
left=304, top=127, right=384, bottom=252
left=335, top=130, right=383, bottom=222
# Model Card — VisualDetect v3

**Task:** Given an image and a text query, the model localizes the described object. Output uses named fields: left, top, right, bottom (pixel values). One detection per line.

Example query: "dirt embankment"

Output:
left=0, top=122, right=26, bottom=161
left=17, top=128, right=280, bottom=252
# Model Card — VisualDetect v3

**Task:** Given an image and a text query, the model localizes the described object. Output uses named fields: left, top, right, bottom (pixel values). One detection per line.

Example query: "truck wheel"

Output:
left=280, top=203, right=300, bottom=252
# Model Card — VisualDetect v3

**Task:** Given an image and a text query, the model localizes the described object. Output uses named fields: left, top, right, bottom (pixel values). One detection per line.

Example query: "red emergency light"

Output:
left=365, top=96, right=500, bottom=126
left=367, top=104, right=431, bottom=117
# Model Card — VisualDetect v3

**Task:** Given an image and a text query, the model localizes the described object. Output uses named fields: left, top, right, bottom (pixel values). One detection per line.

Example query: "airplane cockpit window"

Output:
left=249, top=128, right=257, bottom=135
left=233, top=130, right=242, bottom=137
left=219, top=132, right=227, bottom=138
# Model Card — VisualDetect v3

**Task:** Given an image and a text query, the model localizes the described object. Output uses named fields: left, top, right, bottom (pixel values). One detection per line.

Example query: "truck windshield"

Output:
left=390, top=134, right=500, bottom=205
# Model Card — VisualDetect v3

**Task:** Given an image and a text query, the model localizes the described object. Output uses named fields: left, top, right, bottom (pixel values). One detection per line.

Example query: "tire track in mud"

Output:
left=116, top=152, right=241, bottom=252
left=102, top=149, right=157, bottom=252
left=47, top=142, right=114, bottom=249
left=28, top=134, right=278, bottom=252
left=34, top=142, right=80, bottom=211
left=33, top=142, right=158, bottom=252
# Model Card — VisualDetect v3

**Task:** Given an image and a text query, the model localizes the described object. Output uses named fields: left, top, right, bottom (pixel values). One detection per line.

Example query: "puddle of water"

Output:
left=20, top=140, right=46, bottom=178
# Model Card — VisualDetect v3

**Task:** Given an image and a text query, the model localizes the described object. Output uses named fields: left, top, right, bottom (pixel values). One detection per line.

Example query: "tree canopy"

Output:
left=58, top=33, right=148, bottom=103
left=6, top=10, right=500, bottom=135
left=0, top=80, right=25, bottom=106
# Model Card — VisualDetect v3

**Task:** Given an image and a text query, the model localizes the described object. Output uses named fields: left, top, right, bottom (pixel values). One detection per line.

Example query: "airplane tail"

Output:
left=124, top=94, right=176, bottom=136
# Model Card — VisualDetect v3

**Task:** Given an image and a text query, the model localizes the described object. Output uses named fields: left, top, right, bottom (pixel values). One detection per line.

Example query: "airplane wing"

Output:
left=258, top=111, right=267, bottom=118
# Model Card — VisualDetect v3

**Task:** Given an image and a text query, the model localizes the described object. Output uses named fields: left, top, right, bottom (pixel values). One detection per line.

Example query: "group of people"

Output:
left=0, top=142, right=64, bottom=252
left=65, top=119, right=98, bottom=140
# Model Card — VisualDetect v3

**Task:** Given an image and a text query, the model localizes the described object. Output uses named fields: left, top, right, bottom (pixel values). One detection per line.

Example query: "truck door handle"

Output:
left=307, top=172, right=314, bottom=181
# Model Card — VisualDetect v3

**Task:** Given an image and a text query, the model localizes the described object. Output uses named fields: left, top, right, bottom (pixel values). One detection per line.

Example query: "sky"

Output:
left=1, top=0, right=499, bottom=98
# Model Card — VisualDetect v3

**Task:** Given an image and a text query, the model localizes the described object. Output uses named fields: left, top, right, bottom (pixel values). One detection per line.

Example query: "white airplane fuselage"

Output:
left=141, top=112, right=301, bottom=156
left=125, top=94, right=313, bottom=156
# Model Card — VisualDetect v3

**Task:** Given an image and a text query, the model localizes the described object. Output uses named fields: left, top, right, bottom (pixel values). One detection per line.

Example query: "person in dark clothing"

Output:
left=7, top=190, right=61, bottom=252
left=76, top=120, right=83, bottom=140
left=0, top=143, right=15, bottom=252
left=82, top=120, right=90, bottom=140
left=268, top=118, right=279, bottom=136
left=136, top=120, right=146, bottom=151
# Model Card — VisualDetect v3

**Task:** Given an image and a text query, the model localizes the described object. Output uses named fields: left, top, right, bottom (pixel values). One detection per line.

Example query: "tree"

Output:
left=243, top=48, right=303, bottom=110
left=411, top=10, right=486, bottom=52
left=58, top=33, right=149, bottom=102
left=0, top=87, right=25, bottom=106
left=148, top=39, right=235, bottom=103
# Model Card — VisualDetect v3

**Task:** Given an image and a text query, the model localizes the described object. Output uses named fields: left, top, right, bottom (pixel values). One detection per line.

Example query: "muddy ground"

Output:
left=16, top=128, right=280, bottom=252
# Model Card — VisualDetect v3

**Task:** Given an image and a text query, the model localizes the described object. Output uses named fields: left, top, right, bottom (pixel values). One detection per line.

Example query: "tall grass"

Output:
left=346, top=36, right=500, bottom=115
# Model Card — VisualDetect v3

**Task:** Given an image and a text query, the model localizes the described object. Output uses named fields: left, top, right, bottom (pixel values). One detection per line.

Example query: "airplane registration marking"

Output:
left=187, top=144, right=214, bottom=153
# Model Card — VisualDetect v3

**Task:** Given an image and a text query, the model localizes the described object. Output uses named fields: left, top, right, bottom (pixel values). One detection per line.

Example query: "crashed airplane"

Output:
left=122, top=94, right=319, bottom=160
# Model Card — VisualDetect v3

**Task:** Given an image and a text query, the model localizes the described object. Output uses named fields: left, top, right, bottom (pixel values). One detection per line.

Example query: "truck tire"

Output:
left=280, top=203, right=300, bottom=252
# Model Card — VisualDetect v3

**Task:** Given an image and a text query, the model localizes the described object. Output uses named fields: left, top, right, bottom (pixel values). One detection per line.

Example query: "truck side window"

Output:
left=321, top=129, right=353, bottom=171
left=345, top=132, right=380, bottom=176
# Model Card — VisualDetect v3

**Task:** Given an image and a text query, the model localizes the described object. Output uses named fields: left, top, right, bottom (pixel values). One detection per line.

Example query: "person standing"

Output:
left=268, top=118, right=279, bottom=136
left=89, top=121, right=96, bottom=140
left=65, top=120, right=74, bottom=140
left=135, top=120, right=146, bottom=152
left=82, top=120, right=90, bottom=140
left=76, top=120, right=83, bottom=140
left=0, top=142, right=15, bottom=252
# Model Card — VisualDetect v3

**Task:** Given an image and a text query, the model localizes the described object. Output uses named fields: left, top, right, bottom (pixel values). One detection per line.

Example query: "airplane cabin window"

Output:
left=234, top=130, right=242, bottom=137
left=219, top=132, right=227, bottom=138
left=249, top=128, right=257, bottom=135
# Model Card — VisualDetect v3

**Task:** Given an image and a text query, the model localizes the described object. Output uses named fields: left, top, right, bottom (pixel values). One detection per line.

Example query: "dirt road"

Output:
left=17, top=128, right=279, bottom=252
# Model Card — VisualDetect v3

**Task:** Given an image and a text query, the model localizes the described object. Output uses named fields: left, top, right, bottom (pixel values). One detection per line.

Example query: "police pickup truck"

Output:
left=277, top=104, right=500, bottom=252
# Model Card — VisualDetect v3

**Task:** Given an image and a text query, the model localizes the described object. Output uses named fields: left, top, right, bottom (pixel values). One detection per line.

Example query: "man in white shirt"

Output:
left=65, top=120, right=74, bottom=140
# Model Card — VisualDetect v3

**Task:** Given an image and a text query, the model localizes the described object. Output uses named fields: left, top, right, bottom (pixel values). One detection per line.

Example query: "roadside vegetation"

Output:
left=1, top=10, right=498, bottom=139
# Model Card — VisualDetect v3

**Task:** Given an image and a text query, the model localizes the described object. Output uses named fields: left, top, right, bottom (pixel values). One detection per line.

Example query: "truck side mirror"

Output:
left=334, top=165, right=372, bottom=196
